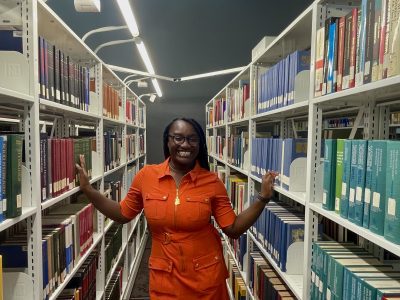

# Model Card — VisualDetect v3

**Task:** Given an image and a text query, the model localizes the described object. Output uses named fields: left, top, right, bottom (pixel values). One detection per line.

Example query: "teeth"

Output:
left=178, top=151, right=191, bottom=157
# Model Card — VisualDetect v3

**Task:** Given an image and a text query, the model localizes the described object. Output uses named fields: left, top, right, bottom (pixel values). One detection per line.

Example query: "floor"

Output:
left=129, top=236, right=151, bottom=300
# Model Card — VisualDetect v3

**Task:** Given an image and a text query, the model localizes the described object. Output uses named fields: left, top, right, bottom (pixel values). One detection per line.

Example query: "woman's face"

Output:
left=167, top=120, right=200, bottom=168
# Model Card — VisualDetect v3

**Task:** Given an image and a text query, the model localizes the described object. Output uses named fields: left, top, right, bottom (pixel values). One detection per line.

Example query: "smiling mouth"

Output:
left=177, top=151, right=192, bottom=158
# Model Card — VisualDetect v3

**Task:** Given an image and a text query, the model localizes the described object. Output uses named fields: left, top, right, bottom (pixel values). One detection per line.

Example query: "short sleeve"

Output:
left=120, top=166, right=146, bottom=220
left=212, top=177, right=237, bottom=228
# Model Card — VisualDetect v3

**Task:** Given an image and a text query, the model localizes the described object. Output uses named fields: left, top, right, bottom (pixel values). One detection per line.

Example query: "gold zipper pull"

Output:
left=175, top=188, right=180, bottom=205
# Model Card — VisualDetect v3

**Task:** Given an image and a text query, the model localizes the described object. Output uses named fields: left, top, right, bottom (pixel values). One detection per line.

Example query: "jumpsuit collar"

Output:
left=158, top=157, right=201, bottom=182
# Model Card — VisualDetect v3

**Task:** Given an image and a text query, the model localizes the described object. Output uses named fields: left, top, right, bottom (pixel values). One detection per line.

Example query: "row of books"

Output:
left=206, top=106, right=214, bottom=127
left=294, top=120, right=308, bottom=131
left=56, top=251, right=97, bottom=300
left=226, top=175, right=248, bottom=215
left=311, top=241, right=400, bottom=300
left=104, top=181, right=122, bottom=204
left=324, top=117, right=355, bottom=129
left=105, top=266, right=123, bottom=300
left=207, top=135, right=225, bottom=159
left=38, top=36, right=92, bottom=112
left=224, top=251, right=247, bottom=300
left=226, top=80, right=250, bottom=122
left=227, top=233, right=248, bottom=273
left=213, top=97, right=227, bottom=126
left=126, top=163, right=138, bottom=190
left=226, top=132, right=250, bottom=170
left=249, top=251, right=296, bottom=300
left=256, top=50, right=310, bottom=114
left=0, top=134, right=23, bottom=220
left=391, top=112, right=400, bottom=125
left=40, top=135, right=95, bottom=202
left=126, top=134, right=136, bottom=162
left=250, top=200, right=304, bottom=272
left=104, top=131, right=122, bottom=172
left=315, top=1, right=400, bottom=97
left=323, top=139, right=400, bottom=244
left=41, top=200, right=95, bottom=298
left=138, top=134, right=145, bottom=155
left=251, top=138, right=307, bottom=190
left=138, top=106, right=145, bottom=128
left=102, top=83, right=122, bottom=121
left=126, top=100, right=137, bottom=125
left=104, top=224, right=123, bottom=281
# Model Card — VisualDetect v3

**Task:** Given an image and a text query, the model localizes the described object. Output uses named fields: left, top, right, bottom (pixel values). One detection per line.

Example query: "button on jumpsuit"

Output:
left=120, top=159, right=237, bottom=299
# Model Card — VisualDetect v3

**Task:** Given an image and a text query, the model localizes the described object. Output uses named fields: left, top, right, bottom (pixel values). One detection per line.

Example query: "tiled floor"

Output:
left=129, top=237, right=151, bottom=300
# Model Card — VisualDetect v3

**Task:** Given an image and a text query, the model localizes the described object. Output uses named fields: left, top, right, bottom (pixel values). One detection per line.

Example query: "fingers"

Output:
left=79, top=154, right=86, bottom=167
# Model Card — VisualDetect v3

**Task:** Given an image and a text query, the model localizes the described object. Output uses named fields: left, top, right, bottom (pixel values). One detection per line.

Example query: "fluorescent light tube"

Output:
left=179, top=66, right=245, bottom=81
left=152, top=78, right=162, bottom=97
left=136, top=41, right=155, bottom=74
left=116, top=0, right=139, bottom=37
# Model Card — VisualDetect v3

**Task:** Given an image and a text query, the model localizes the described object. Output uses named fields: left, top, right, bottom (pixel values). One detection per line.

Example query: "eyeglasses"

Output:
left=168, top=134, right=200, bottom=146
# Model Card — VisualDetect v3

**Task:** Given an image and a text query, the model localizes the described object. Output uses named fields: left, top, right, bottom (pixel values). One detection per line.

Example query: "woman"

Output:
left=76, top=117, right=277, bottom=300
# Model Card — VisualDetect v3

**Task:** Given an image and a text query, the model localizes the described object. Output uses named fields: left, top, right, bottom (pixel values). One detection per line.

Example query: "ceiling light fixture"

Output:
left=179, top=66, right=246, bottom=81
left=138, top=93, right=157, bottom=103
left=116, top=0, right=139, bottom=37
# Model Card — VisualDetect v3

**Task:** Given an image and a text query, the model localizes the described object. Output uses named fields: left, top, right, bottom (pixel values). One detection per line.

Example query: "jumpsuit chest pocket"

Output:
left=185, top=195, right=212, bottom=222
left=144, top=193, right=168, bottom=220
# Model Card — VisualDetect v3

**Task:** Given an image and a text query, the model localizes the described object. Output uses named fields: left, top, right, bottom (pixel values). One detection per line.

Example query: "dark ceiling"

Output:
left=46, top=0, right=313, bottom=103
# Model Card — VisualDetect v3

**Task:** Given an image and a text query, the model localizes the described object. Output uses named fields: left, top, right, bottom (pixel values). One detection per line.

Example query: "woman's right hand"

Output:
left=75, top=154, right=91, bottom=192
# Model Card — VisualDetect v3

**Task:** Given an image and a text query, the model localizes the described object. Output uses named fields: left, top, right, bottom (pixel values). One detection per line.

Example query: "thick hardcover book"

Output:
left=363, top=141, right=374, bottom=228
left=384, top=141, right=400, bottom=244
left=5, top=134, right=23, bottom=218
left=335, top=139, right=345, bottom=213
left=363, top=0, right=376, bottom=83
left=323, top=139, right=337, bottom=211
left=354, top=140, right=367, bottom=226
left=348, top=140, right=359, bottom=222
left=337, top=17, right=346, bottom=91
left=369, top=140, right=387, bottom=235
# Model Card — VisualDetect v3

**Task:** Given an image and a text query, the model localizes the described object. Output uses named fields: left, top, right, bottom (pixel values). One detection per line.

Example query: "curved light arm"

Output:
left=123, top=74, right=139, bottom=83
left=138, top=93, right=157, bottom=102
left=95, top=38, right=136, bottom=54
left=82, top=25, right=128, bottom=42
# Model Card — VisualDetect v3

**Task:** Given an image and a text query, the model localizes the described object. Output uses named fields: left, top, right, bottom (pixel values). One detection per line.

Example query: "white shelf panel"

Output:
left=313, top=75, right=400, bottom=108
left=253, top=101, right=309, bottom=122
left=227, top=117, right=250, bottom=126
left=138, top=125, right=146, bottom=130
left=126, top=122, right=137, bottom=129
left=38, top=0, right=99, bottom=62
left=248, top=231, right=303, bottom=300
left=96, top=291, right=104, bottom=300
left=49, top=233, right=103, bottom=300
left=103, top=116, right=126, bottom=126
left=104, top=163, right=126, bottom=177
left=309, top=202, right=400, bottom=257
left=209, top=154, right=225, bottom=164
left=0, top=207, right=37, bottom=233
left=223, top=235, right=255, bottom=300
left=253, top=4, right=313, bottom=64
left=0, top=87, right=34, bottom=104
left=40, top=99, right=101, bottom=120
left=105, top=241, right=128, bottom=289
left=127, top=213, right=142, bottom=242
left=226, top=162, right=249, bottom=176
left=213, top=123, right=227, bottom=129
left=121, top=228, right=148, bottom=299
left=249, top=173, right=306, bottom=206
left=41, top=175, right=102, bottom=210
left=226, top=280, right=234, bottom=300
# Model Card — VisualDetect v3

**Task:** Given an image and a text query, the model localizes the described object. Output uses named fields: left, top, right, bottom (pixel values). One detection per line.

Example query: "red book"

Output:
left=337, top=17, right=346, bottom=91
left=349, top=8, right=358, bottom=88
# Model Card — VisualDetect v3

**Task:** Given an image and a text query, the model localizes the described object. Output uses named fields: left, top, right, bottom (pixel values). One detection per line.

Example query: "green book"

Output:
left=323, top=139, right=337, bottom=211
left=354, top=140, right=367, bottom=226
left=348, top=140, right=359, bottom=223
left=369, top=141, right=387, bottom=235
left=335, top=139, right=345, bottom=213
left=5, top=134, right=23, bottom=218
left=340, top=140, right=352, bottom=218
left=384, top=141, right=400, bottom=244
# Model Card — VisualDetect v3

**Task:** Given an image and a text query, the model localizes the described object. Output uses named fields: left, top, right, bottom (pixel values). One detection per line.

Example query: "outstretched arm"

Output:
left=222, top=171, right=277, bottom=239
left=76, top=155, right=130, bottom=224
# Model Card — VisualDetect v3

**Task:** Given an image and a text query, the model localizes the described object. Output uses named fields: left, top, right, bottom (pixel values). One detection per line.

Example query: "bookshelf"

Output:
left=0, top=1, right=148, bottom=299
left=206, top=0, right=400, bottom=299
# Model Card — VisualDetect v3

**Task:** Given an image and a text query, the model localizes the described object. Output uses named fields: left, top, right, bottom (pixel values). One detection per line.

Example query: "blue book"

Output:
left=340, top=140, right=352, bottom=219
left=327, top=19, right=338, bottom=94
left=354, top=140, right=367, bottom=226
left=291, top=50, right=311, bottom=103
left=0, top=30, right=22, bottom=52
left=0, top=243, right=28, bottom=268
left=282, top=138, right=307, bottom=190
left=282, top=222, right=304, bottom=272
left=42, top=239, right=49, bottom=297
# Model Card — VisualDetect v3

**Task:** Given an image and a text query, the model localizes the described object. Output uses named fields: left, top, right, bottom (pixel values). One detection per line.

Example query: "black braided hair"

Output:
left=163, top=118, right=210, bottom=171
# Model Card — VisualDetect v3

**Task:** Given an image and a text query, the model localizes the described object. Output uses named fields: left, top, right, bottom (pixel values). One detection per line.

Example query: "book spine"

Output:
left=363, top=141, right=374, bottom=228
left=323, top=139, right=337, bottom=211
left=354, top=140, right=367, bottom=226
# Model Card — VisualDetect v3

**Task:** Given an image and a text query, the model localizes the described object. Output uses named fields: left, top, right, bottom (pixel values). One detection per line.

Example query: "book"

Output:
left=323, top=139, right=337, bottom=211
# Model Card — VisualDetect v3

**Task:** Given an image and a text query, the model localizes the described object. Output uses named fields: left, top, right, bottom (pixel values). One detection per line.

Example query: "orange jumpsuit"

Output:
left=120, top=158, right=236, bottom=299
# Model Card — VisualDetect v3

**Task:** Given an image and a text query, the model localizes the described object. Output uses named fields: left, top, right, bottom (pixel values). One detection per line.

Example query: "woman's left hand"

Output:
left=260, top=171, right=279, bottom=200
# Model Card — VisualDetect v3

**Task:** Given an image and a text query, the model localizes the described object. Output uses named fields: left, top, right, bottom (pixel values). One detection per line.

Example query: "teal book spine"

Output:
left=363, top=141, right=374, bottom=228
left=348, top=140, right=359, bottom=222
left=384, top=141, right=400, bottom=244
left=340, top=140, right=352, bottom=219
left=369, top=141, right=387, bottom=235
left=354, top=140, right=367, bottom=226
left=323, top=139, right=337, bottom=211
left=335, top=139, right=345, bottom=213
